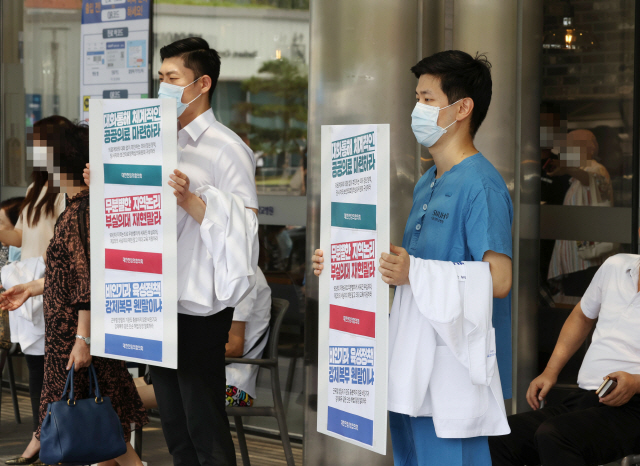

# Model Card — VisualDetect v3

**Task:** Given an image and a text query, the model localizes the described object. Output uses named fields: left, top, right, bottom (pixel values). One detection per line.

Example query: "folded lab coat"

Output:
left=177, top=186, right=259, bottom=315
left=387, top=258, right=510, bottom=438
left=1, top=257, right=45, bottom=355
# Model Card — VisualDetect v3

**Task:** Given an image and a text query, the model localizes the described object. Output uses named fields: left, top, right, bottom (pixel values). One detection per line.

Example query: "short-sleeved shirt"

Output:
left=578, top=254, right=640, bottom=390
left=225, top=267, right=272, bottom=398
left=401, top=152, right=514, bottom=398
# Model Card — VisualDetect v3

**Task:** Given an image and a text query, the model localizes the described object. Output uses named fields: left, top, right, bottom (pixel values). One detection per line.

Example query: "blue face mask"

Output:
left=158, top=77, right=202, bottom=118
left=411, top=100, right=461, bottom=148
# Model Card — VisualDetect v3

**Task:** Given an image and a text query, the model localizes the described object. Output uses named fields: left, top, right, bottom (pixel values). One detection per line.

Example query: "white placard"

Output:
left=318, top=124, right=390, bottom=454
left=90, top=98, right=178, bottom=369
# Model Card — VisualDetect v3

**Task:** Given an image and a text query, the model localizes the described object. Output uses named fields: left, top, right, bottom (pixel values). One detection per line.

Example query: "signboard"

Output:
left=81, top=0, right=151, bottom=121
left=318, top=125, right=390, bottom=454
left=90, top=98, right=178, bottom=369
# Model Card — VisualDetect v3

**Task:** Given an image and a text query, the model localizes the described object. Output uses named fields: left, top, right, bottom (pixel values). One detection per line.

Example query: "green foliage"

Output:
left=233, top=58, right=308, bottom=159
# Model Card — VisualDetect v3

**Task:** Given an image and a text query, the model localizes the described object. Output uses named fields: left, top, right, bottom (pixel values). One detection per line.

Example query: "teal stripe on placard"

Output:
left=104, top=164, right=162, bottom=186
left=331, top=202, right=376, bottom=230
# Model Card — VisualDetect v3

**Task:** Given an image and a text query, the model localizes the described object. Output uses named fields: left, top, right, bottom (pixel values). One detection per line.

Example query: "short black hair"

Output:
left=411, top=50, right=492, bottom=137
left=160, top=37, right=221, bottom=100
left=0, top=197, right=25, bottom=226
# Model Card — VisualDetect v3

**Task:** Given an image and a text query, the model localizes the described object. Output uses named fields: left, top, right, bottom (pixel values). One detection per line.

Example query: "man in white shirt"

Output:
left=150, top=37, right=259, bottom=466
left=489, top=254, right=640, bottom=465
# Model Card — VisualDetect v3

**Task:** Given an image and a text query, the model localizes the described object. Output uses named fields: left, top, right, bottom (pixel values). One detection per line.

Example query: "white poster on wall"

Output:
left=80, top=0, right=151, bottom=122
left=318, top=124, right=390, bottom=454
left=90, top=98, right=178, bottom=369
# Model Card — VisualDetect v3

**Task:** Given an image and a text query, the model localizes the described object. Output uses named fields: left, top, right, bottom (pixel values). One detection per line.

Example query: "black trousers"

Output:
left=489, top=389, right=640, bottom=466
left=150, top=309, right=236, bottom=466
left=24, top=354, right=44, bottom=433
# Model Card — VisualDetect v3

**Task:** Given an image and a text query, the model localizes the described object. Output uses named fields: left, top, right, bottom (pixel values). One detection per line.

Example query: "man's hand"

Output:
left=312, top=249, right=324, bottom=277
left=83, top=163, right=91, bottom=187
left=600, top=372, right=640, bottom=407
left=169, top=169, right=194, bottom=207
left=526, top=370, right=558, bottom=410
left=67, top=339, right=92, bottom=371
left=379, top=244, right=410, bottom=286
left=0, top=284, right=32, bottom=311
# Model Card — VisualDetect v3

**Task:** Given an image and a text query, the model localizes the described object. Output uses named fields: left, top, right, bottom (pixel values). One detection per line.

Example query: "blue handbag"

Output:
left=40, top=363, right=128, bottom=465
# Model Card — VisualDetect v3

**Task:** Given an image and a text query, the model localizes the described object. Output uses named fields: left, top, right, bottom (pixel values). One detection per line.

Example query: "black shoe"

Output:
left=5, top=454, right=39, bottom=465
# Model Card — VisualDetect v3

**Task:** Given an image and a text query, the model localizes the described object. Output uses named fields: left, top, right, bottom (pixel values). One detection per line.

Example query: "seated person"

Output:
left=136, top=267, right=272, bottom=408
left=489, top=253, right=640, bottom=466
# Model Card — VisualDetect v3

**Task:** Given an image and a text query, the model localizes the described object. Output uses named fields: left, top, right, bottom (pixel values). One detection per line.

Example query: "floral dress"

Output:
left=36, top=190, right=147, bottom=441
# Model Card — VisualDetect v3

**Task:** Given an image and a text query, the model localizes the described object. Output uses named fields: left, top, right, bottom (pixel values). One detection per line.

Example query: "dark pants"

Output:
left=150, top=310, right=236, bottom=466
left=562, top=266, right=599, bottom=297
left=24, top=354, right=44, bottom=433
left=489, top=389, right=640, bottom=466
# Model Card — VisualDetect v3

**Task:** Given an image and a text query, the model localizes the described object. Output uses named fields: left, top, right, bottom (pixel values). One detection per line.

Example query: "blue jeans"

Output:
left=389, top=411, right=492, bottom=466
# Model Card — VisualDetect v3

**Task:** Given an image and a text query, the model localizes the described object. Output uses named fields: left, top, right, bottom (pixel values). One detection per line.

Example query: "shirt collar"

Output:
left=179, top=108, right=216, bottom=145
left=625, top=256, right=640, bottom=281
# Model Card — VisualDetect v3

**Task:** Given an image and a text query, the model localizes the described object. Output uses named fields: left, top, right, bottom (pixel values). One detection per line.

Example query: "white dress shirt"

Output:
left=176, top=109, right=259, bottom=316
left=226, top=267, right=271, bottom=398
left=578, top=254, right=640, bottom=389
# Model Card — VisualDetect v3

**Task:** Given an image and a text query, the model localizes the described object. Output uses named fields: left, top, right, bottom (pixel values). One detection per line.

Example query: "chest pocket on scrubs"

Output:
left=428, top=346, right=489, bottom=420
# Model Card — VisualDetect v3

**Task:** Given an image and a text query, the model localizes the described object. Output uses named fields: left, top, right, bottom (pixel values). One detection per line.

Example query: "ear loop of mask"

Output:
left=184, top=77, right=203, bottom=104
left=440, top=98, right=463, bottom=133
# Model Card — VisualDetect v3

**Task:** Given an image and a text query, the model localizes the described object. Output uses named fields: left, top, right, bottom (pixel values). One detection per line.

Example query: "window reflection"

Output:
left=538, top=0, right=635, bottom=381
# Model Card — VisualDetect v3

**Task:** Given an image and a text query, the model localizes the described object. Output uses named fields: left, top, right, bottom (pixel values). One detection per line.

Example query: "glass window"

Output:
left=2, top=0, right=81, bottom=196
left=538, top=0, right=635, bottom=383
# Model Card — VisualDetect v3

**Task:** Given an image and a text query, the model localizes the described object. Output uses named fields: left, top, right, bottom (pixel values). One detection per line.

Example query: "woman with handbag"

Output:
left=0, top=117, right=67, bottom=466
left=0, top=117, right=147, bottom=466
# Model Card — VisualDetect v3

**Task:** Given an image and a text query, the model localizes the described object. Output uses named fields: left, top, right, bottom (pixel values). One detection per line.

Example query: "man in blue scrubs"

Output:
left=313, top=50, right=513, bottom=465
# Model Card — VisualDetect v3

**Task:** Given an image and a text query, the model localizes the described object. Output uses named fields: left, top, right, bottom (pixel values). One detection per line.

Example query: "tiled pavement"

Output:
left=1, top=389, right=302, bottom=466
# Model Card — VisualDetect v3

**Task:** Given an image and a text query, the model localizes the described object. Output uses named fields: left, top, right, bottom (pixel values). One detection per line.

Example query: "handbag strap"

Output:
left=88, top=364, right=102, bottom=399
left=61, top=366, right=75, bottom=402
left=61, top=363, right=101, bottom=403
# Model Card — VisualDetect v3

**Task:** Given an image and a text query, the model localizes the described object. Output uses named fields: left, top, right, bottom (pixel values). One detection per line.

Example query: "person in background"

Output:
left=0, top=117, right=65, bottom=466
left=490, top=254, right=640, bottom=465
left=0, top=197, right=25, bottom=267
left=224, top=267, right=271, bottom=407
left=134, top=267, right=272, bottom=409
left=0, top=198, right=24, bottom=355
left=0, top=117, right=147, bottom=466
left=547, top=129, right=614, bottom=298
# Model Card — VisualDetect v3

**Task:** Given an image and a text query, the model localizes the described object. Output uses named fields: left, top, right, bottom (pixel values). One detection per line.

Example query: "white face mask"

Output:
left=411, top=100, right=462, bottom=148
left=27, top=146, right=54, bottom=172
left=158, top=77, right=202, bottom=118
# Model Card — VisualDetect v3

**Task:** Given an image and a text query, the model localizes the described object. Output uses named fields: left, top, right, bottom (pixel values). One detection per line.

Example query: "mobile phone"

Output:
left=596, top=377, right=618, bottom=398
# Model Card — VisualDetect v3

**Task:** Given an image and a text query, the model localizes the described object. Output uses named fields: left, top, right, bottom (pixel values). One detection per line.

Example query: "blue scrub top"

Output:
left=401, top=152, right=514, bottom=399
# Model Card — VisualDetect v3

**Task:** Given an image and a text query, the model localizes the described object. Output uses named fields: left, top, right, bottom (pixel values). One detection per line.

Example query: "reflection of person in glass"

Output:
left=547, top=129, right=615, bottom=298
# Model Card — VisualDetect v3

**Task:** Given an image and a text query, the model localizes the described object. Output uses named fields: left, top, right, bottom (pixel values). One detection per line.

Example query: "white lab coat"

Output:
left=177, top=185, right=259, bottom=315
left=1, top=257, right=46, bottom=355
left=387, top=258, right=510, bottom=438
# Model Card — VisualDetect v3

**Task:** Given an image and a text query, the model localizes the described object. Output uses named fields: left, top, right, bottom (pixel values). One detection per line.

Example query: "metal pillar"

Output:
left=304, top=0, right=544, bottom=463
